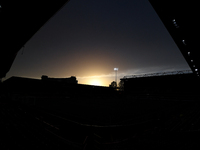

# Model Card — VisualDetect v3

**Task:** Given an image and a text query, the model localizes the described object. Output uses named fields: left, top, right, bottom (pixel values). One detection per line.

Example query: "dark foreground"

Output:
left=1, top=96, right=200, bottom=150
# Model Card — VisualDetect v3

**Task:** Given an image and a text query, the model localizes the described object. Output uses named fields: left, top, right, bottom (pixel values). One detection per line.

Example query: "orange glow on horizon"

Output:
left=89, top=79, right=102, bottom=86
left=77, top=77, right=110, bottom=87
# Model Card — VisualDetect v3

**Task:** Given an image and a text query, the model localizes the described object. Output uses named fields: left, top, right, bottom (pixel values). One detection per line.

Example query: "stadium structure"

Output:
left=149, top=0, right=200, bottom=77
left=121, top=70, right=200, bottom=101
left=120, top=0, right=200, bottom=100
left=1, top=1, right=200, bottom=150
left=0, top=1, right=69, bottom=79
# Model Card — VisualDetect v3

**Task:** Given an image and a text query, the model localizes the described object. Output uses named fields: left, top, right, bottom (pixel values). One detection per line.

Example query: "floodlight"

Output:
left=114, top=68, right=118, bottom=86
left=114, top=68, right=118, bottom=71
left=182, top=40, right=186, bottom=45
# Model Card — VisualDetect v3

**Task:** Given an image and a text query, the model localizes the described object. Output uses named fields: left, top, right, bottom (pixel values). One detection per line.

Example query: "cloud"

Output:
left=77, top=65, right=191, bottom=82
left=77, top=73, right=114, bottom=79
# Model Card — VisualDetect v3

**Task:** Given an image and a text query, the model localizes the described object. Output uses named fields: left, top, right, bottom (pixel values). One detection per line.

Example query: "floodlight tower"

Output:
left=114, top=68, right=118, bottom=84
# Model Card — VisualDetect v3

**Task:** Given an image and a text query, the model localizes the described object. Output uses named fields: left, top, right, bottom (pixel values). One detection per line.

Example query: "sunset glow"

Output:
left=89, top=79, right=102, bottom=86
left=5, top=0, right=190, bottom=86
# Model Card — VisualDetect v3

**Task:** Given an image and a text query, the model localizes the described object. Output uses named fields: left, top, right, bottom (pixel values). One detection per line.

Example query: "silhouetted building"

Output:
left=3, top=76, right=116, bottom=105
left=41, top=75, right=78, bottom=84
left=121, top=70, right=200, bottom=100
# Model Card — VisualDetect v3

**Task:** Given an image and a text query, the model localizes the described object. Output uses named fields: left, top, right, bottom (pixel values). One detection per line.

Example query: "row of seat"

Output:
left=0, top=103, right=81, bottom=149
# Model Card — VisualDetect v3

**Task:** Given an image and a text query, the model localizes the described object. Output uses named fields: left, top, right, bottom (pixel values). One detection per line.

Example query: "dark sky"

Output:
left=6, top=0, right=190, bottom=86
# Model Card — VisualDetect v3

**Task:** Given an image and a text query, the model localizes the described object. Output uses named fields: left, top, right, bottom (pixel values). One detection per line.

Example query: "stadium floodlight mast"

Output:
left=114, top=68, right=118, bottom=84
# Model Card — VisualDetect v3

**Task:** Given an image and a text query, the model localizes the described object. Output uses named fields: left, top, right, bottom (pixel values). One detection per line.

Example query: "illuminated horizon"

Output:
left=5, top=0, right=190, bottom=85
left=4, top=65, right=191, bottom=87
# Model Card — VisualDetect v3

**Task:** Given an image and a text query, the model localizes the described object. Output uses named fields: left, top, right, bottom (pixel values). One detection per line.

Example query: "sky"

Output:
left=6, top=0, right=190, bottom=86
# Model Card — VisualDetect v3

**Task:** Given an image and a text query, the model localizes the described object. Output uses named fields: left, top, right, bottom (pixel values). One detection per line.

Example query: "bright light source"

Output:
left=191, top=60, right=193, bottom=62
left=195, top=69, right=198, bottom=72
left=182, top=40, right=186, bottom=45
left=90, top=80, right=102, bottom=86
left=172, top=19, right=179, bottom=28
left=114, top=68, right=118, bottom=71
left=188, top=52, right=190, bottom=55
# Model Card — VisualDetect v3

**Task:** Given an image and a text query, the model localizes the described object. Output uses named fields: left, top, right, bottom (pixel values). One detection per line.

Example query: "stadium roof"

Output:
left=122, top=70, right=193, bottom=79
left=0, top=1, right=69, bottom=78
left=149, top=0, right=200, bottom=77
